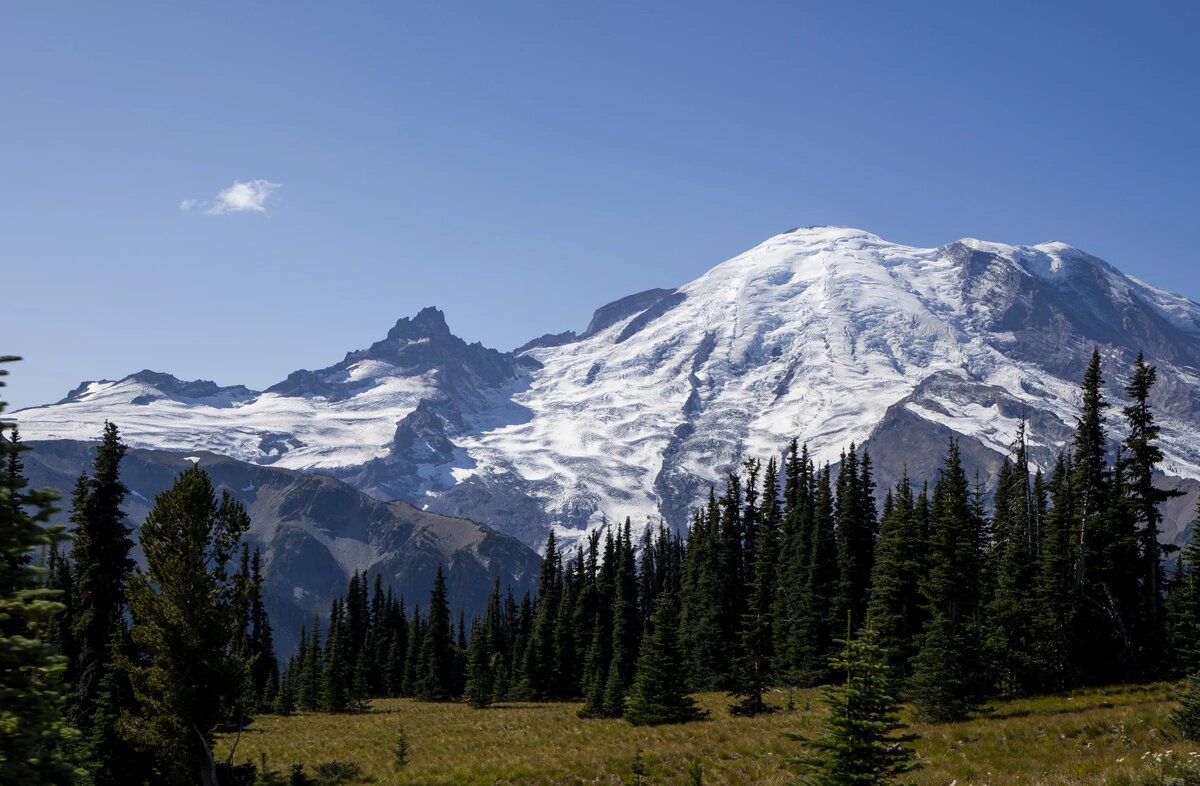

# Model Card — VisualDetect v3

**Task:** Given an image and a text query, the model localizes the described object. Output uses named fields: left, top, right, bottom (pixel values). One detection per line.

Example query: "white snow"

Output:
left=15, top=226, right=1200, bottom=549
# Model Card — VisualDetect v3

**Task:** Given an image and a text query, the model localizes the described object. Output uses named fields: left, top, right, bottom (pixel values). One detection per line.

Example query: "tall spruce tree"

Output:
left=602, top=519, right=640, bottom=716
left=0, top=357, right=80, bottom=785
left=126, top=464, right=251, bottom=786
left=415, top=566, right=454, bottom=701
left=866, top=472, right=925, bottom=679
left=787, top=625, right=918, bottom=786
left=68, top=422, right=136, bottom=728
left=624, top=591, right=706, bottom=726
left=910, top=440, right=987, bottom=722
left=1121, top=353, right=1181, bottom=675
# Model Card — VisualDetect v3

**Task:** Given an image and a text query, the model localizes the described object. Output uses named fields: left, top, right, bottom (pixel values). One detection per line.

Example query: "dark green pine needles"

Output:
left=624, top=591, right=707, bottom=726
left=788, top=625, right=918, bottom=786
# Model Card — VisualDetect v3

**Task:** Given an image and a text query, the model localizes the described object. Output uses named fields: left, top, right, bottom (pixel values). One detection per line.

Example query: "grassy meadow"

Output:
left=219, top=683, right=1196, bottom=786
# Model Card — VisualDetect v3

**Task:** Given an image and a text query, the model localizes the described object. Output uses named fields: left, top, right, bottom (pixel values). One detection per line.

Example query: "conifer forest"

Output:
left=5, top=348, right=1200, bottom=785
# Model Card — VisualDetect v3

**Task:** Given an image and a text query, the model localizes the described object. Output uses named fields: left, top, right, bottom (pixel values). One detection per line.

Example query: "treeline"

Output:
left=295, top=348, right=1200, bottom=725
left=2, top=353, right=280, bottom=786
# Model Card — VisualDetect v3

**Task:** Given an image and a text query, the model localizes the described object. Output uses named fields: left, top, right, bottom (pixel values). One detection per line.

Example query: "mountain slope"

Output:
left=16, top=227, right=1200, bottom=548
left=21, top=439, right=541, bottom=654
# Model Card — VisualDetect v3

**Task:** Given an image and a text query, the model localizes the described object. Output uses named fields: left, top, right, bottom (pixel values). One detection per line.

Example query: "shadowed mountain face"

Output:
left=15, top=227, right=1200, bottom=550
left=22, top=440, right=541, bottom=655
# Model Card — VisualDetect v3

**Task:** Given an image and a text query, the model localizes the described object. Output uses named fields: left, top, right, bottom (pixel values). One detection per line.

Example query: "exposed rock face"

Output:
left=15, top=227, right=1200, bottom=549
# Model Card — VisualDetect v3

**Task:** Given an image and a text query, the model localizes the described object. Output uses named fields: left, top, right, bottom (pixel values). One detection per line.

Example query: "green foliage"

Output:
left=125, top=463, right=251, bottom=785
left=628, top=744, right=647, bottom=786
left=624, top=591, right=707, bottom=726
left=67, top=421, right=136, bottom=728
left=1171, top=671, right=1200, bottom=741
left=787, top=626, right=918, bottom=786
left=0, top=356, right=81, bottom=784
left=415, top=565, right=454, bottom=701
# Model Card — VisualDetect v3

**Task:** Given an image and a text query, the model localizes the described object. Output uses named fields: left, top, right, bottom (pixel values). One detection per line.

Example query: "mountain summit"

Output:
left=17, top=227, right=1200, bottom=548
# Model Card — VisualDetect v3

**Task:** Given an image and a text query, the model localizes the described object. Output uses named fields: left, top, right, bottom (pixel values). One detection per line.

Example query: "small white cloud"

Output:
left=180, top=179, right=281, bottom=215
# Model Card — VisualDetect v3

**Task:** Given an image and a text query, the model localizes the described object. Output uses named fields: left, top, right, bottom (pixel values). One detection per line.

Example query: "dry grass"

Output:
left=219, top=683, right=1196, bottom=785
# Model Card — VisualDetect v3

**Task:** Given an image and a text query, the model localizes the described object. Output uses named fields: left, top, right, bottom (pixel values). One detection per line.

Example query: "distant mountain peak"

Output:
left=15, top=227, right=1200, bottom=550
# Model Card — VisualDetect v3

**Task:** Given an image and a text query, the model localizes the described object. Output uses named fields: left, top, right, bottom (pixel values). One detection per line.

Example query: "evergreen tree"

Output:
left=0, top=357, right=80, bottom=785
left=787, top=625, right=918, bottom=786
left=985, top=429, right=1041, bottom=696
left=125, top=464, right=251, bottom=786
left=1166, top=515, right=1200, bottom=675
left=523, top=532, right=562, bottom=700
left=415, top=566, right=454, bottom=701
left=81, top=628, right=150, bottom=786
left=1121, top=353, right=1181, bottom=674
left=835, top=445, right=877, bottom=632
left=323, top=598, right=351, bottom=713
left=1171, top=669, right=1200, bottom=741
left=729, top=459, right=779, bottom=714
left=680, top=495, right=727, bottom=690
left=866, top=472, right=925, bottom=679
left=68, top=422, right=136, bottom=727
left=624, top=592, right=707, bottom=726
left=464, top=617, right=494, bottom=709
left=247, top=547, right=277, bottom=709
left=1035, top=452, right=1077, bottom=690
left=402, top=605, right=422, bottom=698
left=602, top=519, right=640, bottom=715
left=910, top=440, right=987, bottom=722
left=793, top=463, right=839, bottom=686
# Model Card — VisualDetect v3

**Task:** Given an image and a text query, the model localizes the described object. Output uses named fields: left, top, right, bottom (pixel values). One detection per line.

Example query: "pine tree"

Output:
left=323, top=598, right=351, bottom=713
left=986, top=428, right=1041, bottom=696
left=415, top=566, right=454, bottom=701
left=729, top=459, right=779, bottom=714
left=0, top=357, right=80, bottom=785
left=602, top=519, right=640, bottom=716
left=624, top=591, right=707, bottom=726
left=910, top=439, right=987, bottom=722
left=1121, top=353, right=1182, bottom=675
left=125, top=463, right=251, bottom=786
left=523, top=532, right=562, bottom=700
left=1171, top=670, right=1200, bottom=740
left=68, top=422, right=136, bottom=728
left=793, top=463, right=839, bottom=686
left=1166, top=515, right=1200, bottom=675
left=464, top=617, right=494, bottom=709
left=249, top=548, right=277, bottom=709
left=787, top=625, right=918, bottom=786
left=866, top=472, right=925, bottom=679
left=680, top=495, right=727, bottom=691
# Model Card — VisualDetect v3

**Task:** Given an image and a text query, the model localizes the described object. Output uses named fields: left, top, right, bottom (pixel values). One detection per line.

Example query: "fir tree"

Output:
left=680, top=495, right=727, bottom=690
left=910, top=439, right=987, bottom=722
left=1121, top=353, right=1181, bottom=674
left=464, top=617, right=494, bottom=709
left=68, top=422, right=136, bottom=728
left=787, top=625, right=918, bottom=786
left=986, top=429, right=1041, bottom=696
left=415, top=566, right=454, bottom=701
left=0, top=357, right=80, bottom=785
left=729, top=459, right=779, bottom=714
left=624, top=591, right=707, bottom=726
left=1166, top=516, right=1200, bottom=675
left=602, top=519, right=640, bottom=716
left=1171, top=670, right=1200, bottom=741
left=866, top=472, right=925, bottom=679
left=125, top=463, right=251, bottom=786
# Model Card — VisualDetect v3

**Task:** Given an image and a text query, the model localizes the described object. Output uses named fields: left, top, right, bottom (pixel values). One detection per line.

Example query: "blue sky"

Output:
left=3, top=1, right=1198, bottom=410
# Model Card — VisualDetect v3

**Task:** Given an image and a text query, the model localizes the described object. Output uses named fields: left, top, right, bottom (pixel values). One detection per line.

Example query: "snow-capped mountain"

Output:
left=18, top=227, right=1200, bottom=549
